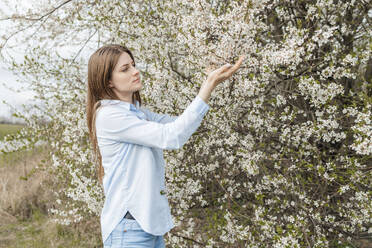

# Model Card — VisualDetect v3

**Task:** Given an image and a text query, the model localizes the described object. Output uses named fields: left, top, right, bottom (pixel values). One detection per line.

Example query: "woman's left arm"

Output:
left=140, top=107, right=178, bottom=124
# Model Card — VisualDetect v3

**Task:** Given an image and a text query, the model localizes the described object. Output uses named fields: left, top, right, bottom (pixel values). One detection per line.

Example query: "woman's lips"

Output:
left=133, top=78, right=140, bottom=83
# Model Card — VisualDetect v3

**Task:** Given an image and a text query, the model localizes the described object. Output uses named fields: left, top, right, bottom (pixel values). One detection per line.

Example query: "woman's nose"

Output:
left=133, top=67, right=139, bottom=76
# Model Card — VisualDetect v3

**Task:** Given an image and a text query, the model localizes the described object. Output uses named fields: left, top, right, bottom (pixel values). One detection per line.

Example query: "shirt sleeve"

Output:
left=140, top=107, right=178, bottom=124
left=96, top=95, right=209, bottom=150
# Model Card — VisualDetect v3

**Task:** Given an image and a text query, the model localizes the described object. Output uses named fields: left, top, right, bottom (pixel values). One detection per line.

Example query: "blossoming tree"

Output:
left=1, top=0, right=371, bottom=247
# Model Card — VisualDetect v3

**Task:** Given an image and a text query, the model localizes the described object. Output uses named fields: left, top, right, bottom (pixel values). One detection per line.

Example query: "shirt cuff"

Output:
left=187, top=95, right=210, bottom=117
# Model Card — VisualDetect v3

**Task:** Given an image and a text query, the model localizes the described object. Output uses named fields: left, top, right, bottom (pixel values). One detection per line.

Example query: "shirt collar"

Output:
left=100, top=99, right=139, bottom=111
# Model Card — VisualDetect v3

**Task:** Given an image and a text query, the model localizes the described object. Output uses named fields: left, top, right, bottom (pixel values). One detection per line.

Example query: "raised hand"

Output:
left=198, top=55, right=246, bottom=104
left=206, top=55, right=245, bottom=86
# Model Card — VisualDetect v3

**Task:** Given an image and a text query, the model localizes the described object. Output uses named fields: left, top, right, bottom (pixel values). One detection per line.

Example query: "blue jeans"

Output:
left=103, top=216, right=166, bottom=248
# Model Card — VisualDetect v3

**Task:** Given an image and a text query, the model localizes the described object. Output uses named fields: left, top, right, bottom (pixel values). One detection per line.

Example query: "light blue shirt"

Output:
left=96, top=95, right=210, bottom=244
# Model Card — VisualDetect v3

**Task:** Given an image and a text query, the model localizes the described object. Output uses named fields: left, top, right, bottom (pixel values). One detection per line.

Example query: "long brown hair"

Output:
left=86, top=44, right=142, bottom=185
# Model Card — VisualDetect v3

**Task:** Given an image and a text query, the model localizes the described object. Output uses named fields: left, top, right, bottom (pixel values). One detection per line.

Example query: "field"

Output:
left=0, top=124, right=102, bottom=247
left=0, top=124, right=24, bottom=140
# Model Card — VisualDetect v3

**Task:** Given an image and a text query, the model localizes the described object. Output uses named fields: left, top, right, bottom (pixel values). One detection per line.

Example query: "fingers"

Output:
left=231, top=55, right=245, bottom=72
left=221, top=55, right=245, bottom=77
left=222, top=55, right=245, bottom=73
left=206, top=55, right=246, bottom=83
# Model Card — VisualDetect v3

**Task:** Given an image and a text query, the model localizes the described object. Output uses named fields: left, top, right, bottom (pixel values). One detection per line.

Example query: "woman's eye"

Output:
left=122, top=64, right=135, bottom=72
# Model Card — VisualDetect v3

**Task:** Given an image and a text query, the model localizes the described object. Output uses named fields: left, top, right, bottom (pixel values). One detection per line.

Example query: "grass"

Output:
left=0, top=123, right=24, bottom=140
left=0, top=129, right=102, bottom=247
left=0, top=207, right=102, bottom=248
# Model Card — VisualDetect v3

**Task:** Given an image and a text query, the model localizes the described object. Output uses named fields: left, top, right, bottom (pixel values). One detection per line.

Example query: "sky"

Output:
left=0, top=0, right=89, bottom=122
left=0, top=0, right=37, bottom=121
left=0, top=65, right=36, bottom=119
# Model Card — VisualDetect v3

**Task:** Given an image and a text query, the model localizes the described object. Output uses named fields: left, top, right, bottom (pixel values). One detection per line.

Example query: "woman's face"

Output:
left=108, top=52, right=142, bottom=103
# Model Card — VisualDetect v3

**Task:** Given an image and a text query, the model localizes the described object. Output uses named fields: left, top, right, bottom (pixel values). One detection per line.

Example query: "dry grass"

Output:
left=0, top=146, right=102, bottom=247
left=0, top=147, right=50, bottom=220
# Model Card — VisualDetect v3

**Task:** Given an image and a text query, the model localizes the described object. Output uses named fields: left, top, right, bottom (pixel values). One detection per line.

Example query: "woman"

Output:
left=86, top=44, right=244, bottom=247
